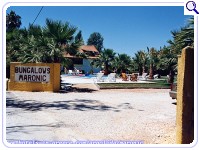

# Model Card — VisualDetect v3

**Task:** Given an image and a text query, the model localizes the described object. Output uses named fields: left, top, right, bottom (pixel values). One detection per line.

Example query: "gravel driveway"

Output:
left=6, top=89, right=176, bottom=144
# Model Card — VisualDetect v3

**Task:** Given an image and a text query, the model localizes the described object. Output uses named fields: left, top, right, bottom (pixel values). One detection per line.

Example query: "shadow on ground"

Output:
left=6, top=121, right=75, bottom=134
left=60, top=83, right=99, bottom=93
left=6, top=121, right=78, bottom=141
left=59, top=87, right=97, bottom=93
left=6, top=96, right=122, bottom=112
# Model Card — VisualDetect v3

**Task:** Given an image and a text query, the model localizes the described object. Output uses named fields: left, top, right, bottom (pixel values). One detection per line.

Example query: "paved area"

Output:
left=6, top=89, right=176, bottom=144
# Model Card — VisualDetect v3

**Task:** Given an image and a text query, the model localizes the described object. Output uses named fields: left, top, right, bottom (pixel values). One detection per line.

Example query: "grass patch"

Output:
left=98, top=80, right=170, bottom=89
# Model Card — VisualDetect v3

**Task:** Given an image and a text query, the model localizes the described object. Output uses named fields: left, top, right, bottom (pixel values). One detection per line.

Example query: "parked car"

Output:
left=169, top=82, right=177, bottom=99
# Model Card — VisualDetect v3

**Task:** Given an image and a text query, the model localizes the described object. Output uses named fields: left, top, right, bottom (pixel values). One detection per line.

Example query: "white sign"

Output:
left=15, top=66, right=50, bottom=82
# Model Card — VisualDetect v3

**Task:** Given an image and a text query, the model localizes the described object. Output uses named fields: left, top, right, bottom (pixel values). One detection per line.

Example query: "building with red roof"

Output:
left=63, top=45, right=101, bottom=74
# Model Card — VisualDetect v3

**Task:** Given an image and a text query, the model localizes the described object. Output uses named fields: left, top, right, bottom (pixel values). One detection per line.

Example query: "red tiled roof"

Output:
left=63, top=45, right=99, bottom=59
left=79, top=45, right=99, bottom=53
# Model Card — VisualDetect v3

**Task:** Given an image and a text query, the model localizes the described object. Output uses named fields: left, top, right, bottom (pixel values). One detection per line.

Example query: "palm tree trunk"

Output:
left=104, top=67, right=109, bottom=75
left=142, top=65, right=145, bottom=74
left=149, top=63, right=154, bottom=79
left=168, top=70, right=175, bottom=83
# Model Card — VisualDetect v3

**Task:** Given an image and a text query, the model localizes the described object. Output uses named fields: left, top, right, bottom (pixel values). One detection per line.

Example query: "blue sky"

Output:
left=6, top=6, right=191, bottom=57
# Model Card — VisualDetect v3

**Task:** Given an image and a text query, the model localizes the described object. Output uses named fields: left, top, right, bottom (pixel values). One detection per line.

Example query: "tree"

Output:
left=167, top=17, right=194, bottom=54
left=177, top=17, right=194, bottom=47
left=6, top=11, right=23, bottom=70
left=44, top=19, right=83, bottom=62
left=44, top=18, right=77, bottom=46
left=75, top=30, right=84, bottom=45
left=162, top=17, right=194, bottom=83
left=147, top=47, right=159, bottom=79
left=87, top=32, right=104, bottom=52
left=27, top=24, right=43, bottom=37
left=158, top=46, right=177, bottom=83
left=91, top=48, right=116, bottom=75
left=6, top=10, right=22, bottom=31
left=133, top=50, right=148, bottom=75
left=7, top=18, right=82, bottom=65
left=114, top=53, right=132, bottom=73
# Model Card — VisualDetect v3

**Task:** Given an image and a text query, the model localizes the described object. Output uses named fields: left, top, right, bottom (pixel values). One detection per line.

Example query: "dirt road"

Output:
left=6, top=89, right=176, bottom=144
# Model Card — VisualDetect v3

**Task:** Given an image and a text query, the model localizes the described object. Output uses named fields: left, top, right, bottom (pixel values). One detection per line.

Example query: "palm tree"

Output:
left=6, top=27, right=34, bottom=67
left=44, top=18, right=77, bottom=45
left=17, top=35, right=44, bottom=63
left=91, top=48, right=116, bottom=75
left=147, top=47, right=159, bottom=79
left=162, top=17, right=194, bottom=83
left=177, top=17, right=194, bottom=46
left=43, top=19, right=82, bottom=63
left=13, top=25, right=47, bottom=62
left=6, top=25, right=27, bottom=78
left=114, top=53, right=132, bottom=73
left=167, top=17, right=194, bottom=54
left=6, top=18, right=83, bottom=78
left=133, top=50, right=148, bottom=75
left=13, top=19, right=82, bottom=64
left=27, top=24, right=43, bottom=37
left=158, top=46, right=177, bottom=83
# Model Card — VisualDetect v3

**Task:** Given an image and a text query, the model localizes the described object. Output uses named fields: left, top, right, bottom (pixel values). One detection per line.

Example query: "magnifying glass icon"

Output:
left=186, top=1, right=199, bottom=14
